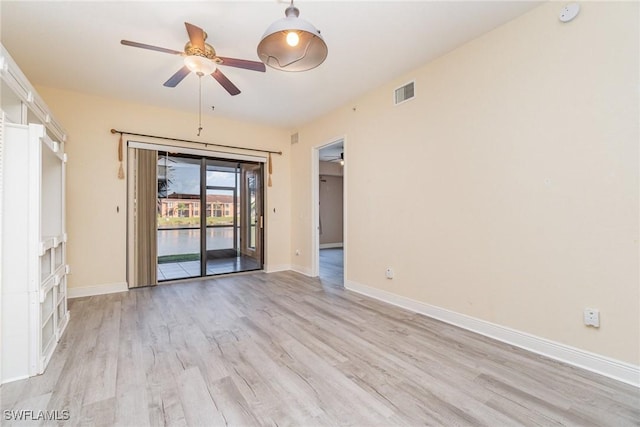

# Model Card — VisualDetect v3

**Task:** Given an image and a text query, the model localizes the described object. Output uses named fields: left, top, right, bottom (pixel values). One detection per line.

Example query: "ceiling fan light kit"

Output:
left=120, top=22, right=265, bottom=96
left=257, top=1, right=328, bottom=72
left=184, top=55, right=216, bottom=76
left=121, top=22, right=267, bottom=135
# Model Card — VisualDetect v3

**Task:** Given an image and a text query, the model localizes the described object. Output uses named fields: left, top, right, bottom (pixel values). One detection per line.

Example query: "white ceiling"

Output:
left=0, top=1, right=541, bottom=129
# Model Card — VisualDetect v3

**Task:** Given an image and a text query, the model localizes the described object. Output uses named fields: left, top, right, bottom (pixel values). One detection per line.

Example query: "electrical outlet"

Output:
left=584, top=308, right=600, bottom=328
left=385, top=267, right=394, bottom=279
left=295, top=249, right=300, bottom=256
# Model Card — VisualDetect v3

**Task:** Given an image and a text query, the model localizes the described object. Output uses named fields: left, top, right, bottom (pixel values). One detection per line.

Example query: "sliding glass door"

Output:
left=156, top=155, right=202, bottom=280
left=156, top=153, right=263, bottom=281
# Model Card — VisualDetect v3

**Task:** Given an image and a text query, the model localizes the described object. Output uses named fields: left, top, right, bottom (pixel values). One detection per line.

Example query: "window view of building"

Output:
left=158, top=193, right=235, bottom=222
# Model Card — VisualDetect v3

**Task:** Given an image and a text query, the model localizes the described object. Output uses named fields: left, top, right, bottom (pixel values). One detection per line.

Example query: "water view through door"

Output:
left=157, top=153, right=263, bottom=281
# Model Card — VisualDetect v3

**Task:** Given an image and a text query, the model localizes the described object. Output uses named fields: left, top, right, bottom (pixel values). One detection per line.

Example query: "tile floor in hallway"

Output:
left=157, top=256, right=260, bottom=281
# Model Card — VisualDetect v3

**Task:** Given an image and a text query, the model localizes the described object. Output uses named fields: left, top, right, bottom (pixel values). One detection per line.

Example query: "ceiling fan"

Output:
left=324, top=152, right=344, bottom=165
left=121, top=22, right=266, bottom=96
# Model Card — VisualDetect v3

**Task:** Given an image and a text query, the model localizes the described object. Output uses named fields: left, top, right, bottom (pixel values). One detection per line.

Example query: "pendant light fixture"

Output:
left=257, top=0, right=328, bottom=72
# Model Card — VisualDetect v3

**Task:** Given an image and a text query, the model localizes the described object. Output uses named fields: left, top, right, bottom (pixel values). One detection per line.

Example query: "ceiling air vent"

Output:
left=291, top=132, right=299, bottom=144
left=394, top=81, right=415, bottom=105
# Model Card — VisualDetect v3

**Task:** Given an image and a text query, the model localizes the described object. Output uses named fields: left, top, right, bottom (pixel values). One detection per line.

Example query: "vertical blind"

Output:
left=131, top=148, right=158, bottom=288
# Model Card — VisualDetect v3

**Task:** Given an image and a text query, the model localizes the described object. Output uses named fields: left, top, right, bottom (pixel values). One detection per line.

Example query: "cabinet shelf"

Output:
left=39, top=235, right=63, bottom=255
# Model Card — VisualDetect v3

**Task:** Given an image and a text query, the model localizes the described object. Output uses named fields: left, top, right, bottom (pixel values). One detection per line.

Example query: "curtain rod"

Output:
left=110, top=129, right=283, bottom=156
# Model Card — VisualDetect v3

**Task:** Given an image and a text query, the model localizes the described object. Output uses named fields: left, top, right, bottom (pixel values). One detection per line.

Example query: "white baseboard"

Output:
left=291, top=264, right=314, bottom=277
left=1, top=373, right=29, bottom=385
left=68, top=282, right=128, bottom=299
left=264, top=264, right=291, bottom=273
left=346, top=279, right=640, bottom=388
left=320, top=243, right=344, bottom=249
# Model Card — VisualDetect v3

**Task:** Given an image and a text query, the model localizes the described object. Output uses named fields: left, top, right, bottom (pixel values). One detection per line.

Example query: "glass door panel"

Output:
left=248, top=174, right=257, bottom=250
left=156, top=154, right=201, bottom=281
left=240, top=164, right=263, bottom=267
left=205, top=188, right=238, bottom=275
left=204, top=159, right=258, bottom=275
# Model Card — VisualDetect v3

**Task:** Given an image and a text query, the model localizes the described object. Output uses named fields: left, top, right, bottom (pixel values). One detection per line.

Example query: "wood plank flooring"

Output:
left=1, top=270, right=638, bottom=426
left=319, top=248, right=343, bottom=287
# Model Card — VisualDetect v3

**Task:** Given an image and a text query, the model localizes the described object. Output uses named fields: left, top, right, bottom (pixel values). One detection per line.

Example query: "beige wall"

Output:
left=37, top=87, right=291, bottom=290
left=291, top=2, right=639, bottom=364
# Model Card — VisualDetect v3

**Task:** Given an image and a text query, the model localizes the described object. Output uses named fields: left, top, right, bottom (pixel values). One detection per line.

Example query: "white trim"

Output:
left=264, top=264, right=291, bottom=273
left=345, top=279, right=640, bottom=388
left=68, top=282, right=128, bottom=299
left=291, top=264, right=314, bottom=277
left=319, top=243, right=343, bottom=249
left=128, top=141, right=267, bottom=163
left=311, top=147, right=320, bottom=277
left=312, top=136, right=347, bottom=279
left=1, top=373, right=29, bottom=385
left=342, top=142, right=348, bottom=285
left=0, top=44, right=67, bottom=142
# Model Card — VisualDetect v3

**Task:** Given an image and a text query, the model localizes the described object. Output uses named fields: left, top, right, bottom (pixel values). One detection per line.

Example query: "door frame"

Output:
left=239, top=163, right=264, bottom=264
left=311, top=136, right=347, bottom=281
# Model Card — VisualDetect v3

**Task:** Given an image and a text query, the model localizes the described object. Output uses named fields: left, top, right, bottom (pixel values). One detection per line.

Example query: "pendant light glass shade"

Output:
left=257, top=4, right=327, bottom=72
left=184, top=55, right=217, bottom=75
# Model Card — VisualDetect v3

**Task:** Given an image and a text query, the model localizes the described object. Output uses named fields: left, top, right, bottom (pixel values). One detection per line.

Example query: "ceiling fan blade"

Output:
left=185, top=22, right=205, bottom=51
left=217, top=57, right=266, bottom=72
left=121, top=40, right=183, bottom=55
left=163, top=66, right=191, bottom=87
left=211, top=69, right=240, bottom=96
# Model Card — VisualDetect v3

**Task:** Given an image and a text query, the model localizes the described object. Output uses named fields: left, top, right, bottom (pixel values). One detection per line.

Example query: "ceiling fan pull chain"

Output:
left=197, top=73, right=203, bottom=136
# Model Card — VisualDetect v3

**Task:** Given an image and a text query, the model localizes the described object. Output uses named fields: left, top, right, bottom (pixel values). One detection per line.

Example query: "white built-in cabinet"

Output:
left=1, top=44, right=69, bottom=384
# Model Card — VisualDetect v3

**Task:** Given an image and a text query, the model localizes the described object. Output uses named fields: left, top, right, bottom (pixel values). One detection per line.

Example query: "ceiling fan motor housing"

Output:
left=184, top=41, right=222, bottom=63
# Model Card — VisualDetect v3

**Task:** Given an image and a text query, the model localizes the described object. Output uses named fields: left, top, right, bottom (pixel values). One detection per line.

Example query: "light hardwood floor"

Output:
left=319, top=248, right=343, bottom=287
left=1, top=270, right=638, bottom=426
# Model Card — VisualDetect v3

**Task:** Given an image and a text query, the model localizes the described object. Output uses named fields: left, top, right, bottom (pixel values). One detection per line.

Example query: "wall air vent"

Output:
left=394, top=81, right=415, bottom=105
left=291, top=132, right=299, bottom=144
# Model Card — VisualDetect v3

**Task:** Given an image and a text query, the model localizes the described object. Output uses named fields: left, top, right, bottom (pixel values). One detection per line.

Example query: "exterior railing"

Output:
left=157, top=225, right=237, bottom=258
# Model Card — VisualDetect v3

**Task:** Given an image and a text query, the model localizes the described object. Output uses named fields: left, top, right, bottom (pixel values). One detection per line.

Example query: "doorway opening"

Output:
left=315, top=139, right=345, bottom=287
left=156, top=152, right=263, bottom=281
